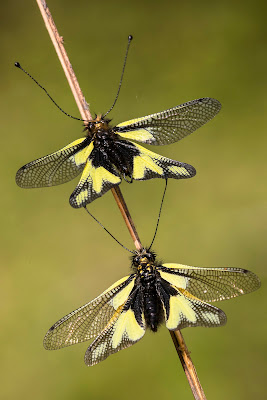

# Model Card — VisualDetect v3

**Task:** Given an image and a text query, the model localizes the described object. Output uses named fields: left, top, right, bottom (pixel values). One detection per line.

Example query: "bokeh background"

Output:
left=2, top=0, right=266, bottom=399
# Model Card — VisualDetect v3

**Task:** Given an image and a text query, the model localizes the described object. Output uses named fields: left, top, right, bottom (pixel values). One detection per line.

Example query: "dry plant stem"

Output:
left=36, top=0, right=141, bottom=247
left=170, top=331, right=207, bottom=400
left=112, top=186, right=142, bottom=250
left=35, top=1, right=206, bottom=399
left=36, top=0, right=91, bottom=120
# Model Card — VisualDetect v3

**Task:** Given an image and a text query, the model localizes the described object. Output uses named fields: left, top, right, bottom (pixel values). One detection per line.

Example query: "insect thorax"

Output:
left=84, top=115, right=139, bottom=179
left=84, top=115, right=115, bottom=141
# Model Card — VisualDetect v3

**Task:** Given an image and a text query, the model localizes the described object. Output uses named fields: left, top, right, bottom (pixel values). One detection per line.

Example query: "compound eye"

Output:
left=133, top=256, right=139, bottom=265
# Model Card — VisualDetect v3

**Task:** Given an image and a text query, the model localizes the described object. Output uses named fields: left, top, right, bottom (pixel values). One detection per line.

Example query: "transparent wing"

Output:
left=69, top=158, right=121, bottom=208
left=131, top=143, right=196, bottom=180
left=43, top=275, right=134, bottom=350
left=116, top=98, right=221, bottom=145
left=16, top=137, right=90, bottom=188
left=84, top=289, right=146, bottom=366
left=158, top=264, right=261, bottom=303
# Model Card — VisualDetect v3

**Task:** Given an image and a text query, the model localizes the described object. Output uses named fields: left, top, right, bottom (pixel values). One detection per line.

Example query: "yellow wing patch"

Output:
left=111, top=279, right=135, bottom=310
left=70, top=158, right=121, bottom=207
left=70, top=141, right=94, bottom=166
left=167, top=165, right=191, bottom=176
left=162, top=263, right=190, bottom=269
left=73, top=189, right=89, bottom=208
left=84, top=296, right=146, bottom=366
left=164, top=292, right=226, bottom=330
left=132, top=143, right=193, bottom=180
left=159, top=271, right=188, bottom=290
left=91, top=164, right=121, bottom=193
left=112, top=309, right=145, bottom=348
left=118, top=128, right=154, bottom=143
left=133, top=154, right=164, bottom=180
left=166, top=295, right=197, bottom=330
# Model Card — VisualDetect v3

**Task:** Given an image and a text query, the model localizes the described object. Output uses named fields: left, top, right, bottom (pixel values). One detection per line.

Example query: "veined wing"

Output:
left=158, top=264, right=261, bottom=303
left=116, top=98, right=221, bottom=145
left=156, top=276, right=226, bottom=330
left=16, top=137, right=90, bottom=188
left=69, top=148, right=121, bottom=208
left=43, top=275, right=135, bottom=350
left=84, top=286, right=146, bottom=366
left=131, top=143, right=196, bottom=180
left=159, top=283, right=227, bottom=330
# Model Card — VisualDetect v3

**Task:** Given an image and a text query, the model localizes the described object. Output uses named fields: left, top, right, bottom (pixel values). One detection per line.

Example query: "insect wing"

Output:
left=16, top=137, right=90, bottom=188
left=156, top=276, right=226, bottom=330
left=69, top=144, right=121, bottom=207
left=85, top=285, right=146, bottom=366
left=130, top=143, right=196, bottom=181
left=158, top=264, right=261, bottom=303
left=43, top=275, right=134, bottom=350
left=116, top=98, right=221, bottom=145
left=167, top=294, right=227, bottom=330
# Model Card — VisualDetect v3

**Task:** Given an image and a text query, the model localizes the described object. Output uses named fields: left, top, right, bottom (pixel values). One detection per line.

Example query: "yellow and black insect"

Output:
left=43, top=248, right=260, bottom=366
left=15, top=36, right=221, bottom=208
left=16, top=99, right=220, bottom=207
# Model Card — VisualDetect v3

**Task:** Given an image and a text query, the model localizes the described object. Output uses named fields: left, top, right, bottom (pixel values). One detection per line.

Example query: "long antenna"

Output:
left=85, top=179, right=168, bottom=254
left=103, top=35, right=133, bottom=118
left=148, top=179, right=168, bottom=250
left=84, top=206, right=135, bottom=254
left=14, top=62, right=86, bottom=122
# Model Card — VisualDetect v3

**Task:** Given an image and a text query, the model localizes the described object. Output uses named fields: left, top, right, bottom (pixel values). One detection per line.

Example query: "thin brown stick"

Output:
left=170, top=331, right=207, bottom=400
left=36, top=0, right=141, bottom=247
left=35, top=1, right=206, bottom=398
left=36, top=0, right=91, bottom=121
left=112, top=186, right=142, bottom=250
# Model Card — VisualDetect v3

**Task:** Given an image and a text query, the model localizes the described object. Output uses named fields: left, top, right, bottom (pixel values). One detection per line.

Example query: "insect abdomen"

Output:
left=144, top=287, right=163, bottom=332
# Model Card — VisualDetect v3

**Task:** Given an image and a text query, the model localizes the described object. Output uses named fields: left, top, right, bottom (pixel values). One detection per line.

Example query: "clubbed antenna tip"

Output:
left=103, top=34, right=134, bottom=117
left=14, top=61, right=85, bottom=122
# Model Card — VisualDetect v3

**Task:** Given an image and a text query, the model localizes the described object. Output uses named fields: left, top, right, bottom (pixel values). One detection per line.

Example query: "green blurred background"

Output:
left=2, top=0, right=266, bottom=399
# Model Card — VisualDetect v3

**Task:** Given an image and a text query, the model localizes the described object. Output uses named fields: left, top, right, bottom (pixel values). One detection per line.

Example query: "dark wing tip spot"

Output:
left=15, top=169, right=24, bottom=186
left=189, top=164, right=197, bottom=177
left=219, top=310, right=227, bottom=326
left=69, top=196, right=83, bottom=209
left=182, top=163, right=196, bottom=178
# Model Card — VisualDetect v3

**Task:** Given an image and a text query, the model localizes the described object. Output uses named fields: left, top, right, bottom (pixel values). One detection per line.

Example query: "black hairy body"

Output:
left=131, top=249, right=175, bottom=332
left=85, top=116, right=140, bottom=180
